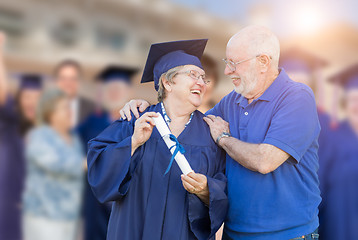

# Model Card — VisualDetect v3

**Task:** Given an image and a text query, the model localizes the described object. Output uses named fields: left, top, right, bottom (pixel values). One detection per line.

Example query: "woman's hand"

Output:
left=131, top=112, right=158, bottom=155
left=181, top=172, right=210, bottom=206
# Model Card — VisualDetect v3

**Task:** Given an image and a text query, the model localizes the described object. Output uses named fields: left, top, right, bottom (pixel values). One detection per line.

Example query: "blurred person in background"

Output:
left=22, top=88, right=85, bottom=240
left=279, top=49, right=337, bottom=202
left=53, top=58, right=94, bottom=240
left=279, top=48, right=333, bottom=152
left=54, top=59, right=95, bottom=127
left=0, top=32, right=43, bottom=240
left=14, top=74, right=43, bottom=136
left=318, top=65, right=358, bottom=240
left=198, top=54, right=220, bottom=113
left=77, top=65, right=136, bottom=240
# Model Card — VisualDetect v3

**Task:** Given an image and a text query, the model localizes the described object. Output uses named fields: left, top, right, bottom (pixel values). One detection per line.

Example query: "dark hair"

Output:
left=201, top=54, right=219, bottom=86
left=15, top=91, right=33, bottom=136
left=53, top=59, right=83, bottom=78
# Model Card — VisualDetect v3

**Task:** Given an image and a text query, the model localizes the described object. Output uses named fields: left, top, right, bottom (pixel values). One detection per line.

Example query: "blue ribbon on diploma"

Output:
left=164, top=134, right=186, bottom=175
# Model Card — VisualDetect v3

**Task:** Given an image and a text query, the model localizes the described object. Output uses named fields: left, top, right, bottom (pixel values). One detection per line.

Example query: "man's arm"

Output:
left=119, top=99, right=151, bottom=121
left=219, top=137, right=289, bottom=174
left=203, top=115, right=289, bottom=174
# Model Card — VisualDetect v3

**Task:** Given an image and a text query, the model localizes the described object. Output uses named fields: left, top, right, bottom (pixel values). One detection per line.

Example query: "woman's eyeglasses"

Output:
left=175, top=70, right=210, bottom=85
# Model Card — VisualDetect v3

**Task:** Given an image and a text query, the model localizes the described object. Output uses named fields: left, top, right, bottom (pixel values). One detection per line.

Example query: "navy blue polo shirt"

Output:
left=207, top=69, right=321, bottom=240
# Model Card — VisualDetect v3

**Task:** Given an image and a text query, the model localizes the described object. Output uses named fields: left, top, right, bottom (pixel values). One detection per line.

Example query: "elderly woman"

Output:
left=87, top=39, right=228, bottom=240
left=22, top=88, right=84, bottom=240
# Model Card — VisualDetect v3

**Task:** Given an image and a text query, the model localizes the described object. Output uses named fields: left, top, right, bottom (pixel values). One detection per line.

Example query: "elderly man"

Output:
left=119, top=26, right=321, bottom=240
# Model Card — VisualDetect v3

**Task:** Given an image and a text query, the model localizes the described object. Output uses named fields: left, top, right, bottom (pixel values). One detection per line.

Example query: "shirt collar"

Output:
left=236, top=94, right=248, bottom=108
left=257, top=68, right=288, bottom=102
left=235, top=68, right=289, bottom=106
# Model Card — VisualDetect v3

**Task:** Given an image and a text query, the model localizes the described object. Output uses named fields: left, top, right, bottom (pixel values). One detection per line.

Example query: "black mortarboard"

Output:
left=329, top=64, right=358, bottom=90
left=20, top=74, right=43, bottom=89
left=96, top=66, right=137, bottom=84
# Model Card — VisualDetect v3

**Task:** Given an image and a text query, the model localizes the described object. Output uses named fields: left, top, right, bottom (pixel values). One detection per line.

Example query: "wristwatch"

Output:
left=216, top=132, right=231, bottom=145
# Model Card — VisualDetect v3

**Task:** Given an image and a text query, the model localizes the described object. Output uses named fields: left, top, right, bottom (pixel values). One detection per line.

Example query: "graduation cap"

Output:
left=96, top=65, right=138, bottom=84
left=280, top=47, right=327, bottom=73
left=19, top=74, right=43, bottom=89
left=325, top=64, right=358, bottom=129
left=329, top=64, right=358, bottom=90
left=141, top=39, right=208, bottom=91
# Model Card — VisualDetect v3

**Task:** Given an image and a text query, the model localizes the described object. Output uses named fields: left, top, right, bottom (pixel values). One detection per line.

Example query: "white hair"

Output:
left=229, top=25, right=280, bottom=69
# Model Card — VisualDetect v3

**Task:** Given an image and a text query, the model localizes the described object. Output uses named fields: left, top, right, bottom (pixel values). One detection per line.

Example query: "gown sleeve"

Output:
left=87, top=117, right=145, bottom=204
left=187, top=147, right=228, bottom=240
left=0, top=95, right=17, bottom=122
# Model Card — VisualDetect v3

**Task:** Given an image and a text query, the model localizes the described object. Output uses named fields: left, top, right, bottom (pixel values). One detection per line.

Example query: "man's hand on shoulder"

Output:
left=203, top=115, right=230, bottom=146
left=119, top=99, right=150, bottom=121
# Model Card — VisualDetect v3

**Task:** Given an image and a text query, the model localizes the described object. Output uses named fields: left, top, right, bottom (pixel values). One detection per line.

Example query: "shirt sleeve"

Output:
left=263, top=87, right=320, bottom=163
left=205, top=100, right=223, bottom=117
left=26, top=130, right=83, bottom=178
left=206, top=91, right=236, bottom=119
left=187, top=147, right=228, bottom=240
left=87, top=117, right=145, bottom=203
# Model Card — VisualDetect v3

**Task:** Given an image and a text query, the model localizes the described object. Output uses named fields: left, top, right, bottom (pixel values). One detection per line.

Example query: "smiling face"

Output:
left=224, top=42, right=261, bottom=97
left=164, top=65, right=207, bottom=109
left=224, top=26, right=281, bottom=99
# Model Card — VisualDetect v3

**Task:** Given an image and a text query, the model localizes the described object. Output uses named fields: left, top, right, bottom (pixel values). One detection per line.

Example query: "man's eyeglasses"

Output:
left=175, top=70, right=210, bottom=85
left=223, top=54, right=272, bottom=72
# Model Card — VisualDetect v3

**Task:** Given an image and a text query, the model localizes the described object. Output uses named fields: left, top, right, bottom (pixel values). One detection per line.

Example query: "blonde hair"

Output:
left=157, top=66, right=183, bottom=102
left=36, top=88, right=66, bottom=125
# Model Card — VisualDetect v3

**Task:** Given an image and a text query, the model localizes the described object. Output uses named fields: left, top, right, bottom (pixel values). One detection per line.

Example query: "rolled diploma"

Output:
left=152, top=112, right=193, bottom=175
